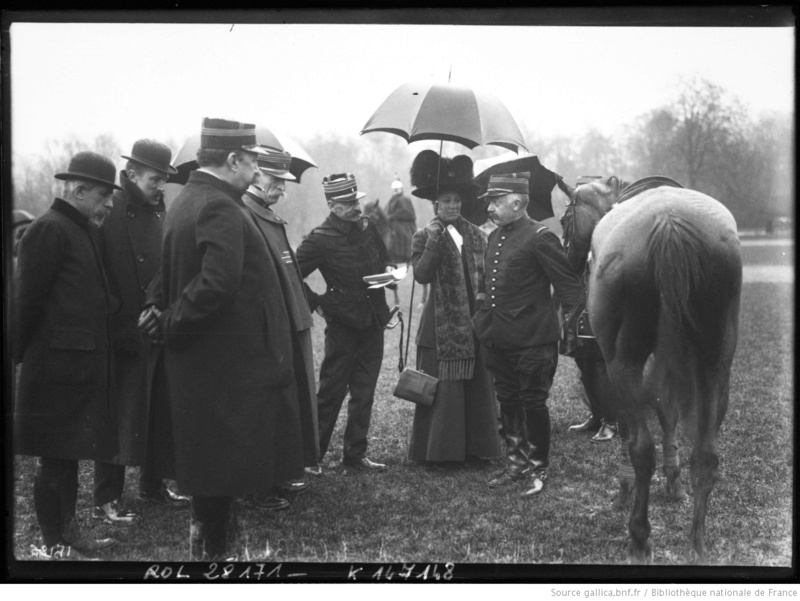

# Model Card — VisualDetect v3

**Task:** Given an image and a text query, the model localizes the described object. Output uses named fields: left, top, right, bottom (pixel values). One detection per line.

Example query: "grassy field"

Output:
left=10, top=242, right=794, bottom=575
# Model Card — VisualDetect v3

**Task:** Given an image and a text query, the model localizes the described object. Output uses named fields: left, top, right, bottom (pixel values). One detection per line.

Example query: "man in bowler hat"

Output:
left=296, top=173, right=393, bottom=472
left=92, top=139, right=190, bottom=527
left=13, top=151, right=121, bottom=559
left=472, top=171, right=583, bottom=497
left=144, top=118, right=302, bottom=560
left=243, top=147, right=320, bottom=494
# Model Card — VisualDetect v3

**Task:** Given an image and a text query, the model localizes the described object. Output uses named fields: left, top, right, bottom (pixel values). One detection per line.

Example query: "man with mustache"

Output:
left=296, top=173, right=392, bottom=473
left=92, top=140, right=190, bottom=527
left=14, top=152, right=120, bottom=559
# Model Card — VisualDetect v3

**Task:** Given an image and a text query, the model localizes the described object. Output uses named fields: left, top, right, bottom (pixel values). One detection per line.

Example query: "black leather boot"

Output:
left=488, top=405, right=531, bottom=488
left=526, top=407, right=551, bottom=472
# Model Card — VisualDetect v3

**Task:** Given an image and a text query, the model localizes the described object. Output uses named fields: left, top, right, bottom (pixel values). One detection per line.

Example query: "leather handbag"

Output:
left=391, top=273, right=437, bottom=407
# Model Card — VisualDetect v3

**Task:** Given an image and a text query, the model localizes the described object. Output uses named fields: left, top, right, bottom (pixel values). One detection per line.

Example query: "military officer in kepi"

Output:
left=472, top=171, right=583, bottom=497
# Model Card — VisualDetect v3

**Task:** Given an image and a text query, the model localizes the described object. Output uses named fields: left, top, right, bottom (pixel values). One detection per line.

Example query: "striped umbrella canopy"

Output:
left=361, top=81, right=528, bottom=153
left=169, top=126, right=317, bottom=185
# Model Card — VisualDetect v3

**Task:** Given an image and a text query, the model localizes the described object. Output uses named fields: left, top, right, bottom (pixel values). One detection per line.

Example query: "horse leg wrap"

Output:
left=662, top=433, right=679, bottom=469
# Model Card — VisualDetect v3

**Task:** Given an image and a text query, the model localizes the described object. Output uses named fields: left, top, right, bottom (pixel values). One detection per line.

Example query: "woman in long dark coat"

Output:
left=407, top=151, right=501, bottom=463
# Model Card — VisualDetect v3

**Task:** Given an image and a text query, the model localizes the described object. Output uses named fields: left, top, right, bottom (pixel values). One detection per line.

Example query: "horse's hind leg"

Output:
left=656, top=401, right=687, bottom=502
left=626, top=414, right=656, bottom=564
left=688, top=371, right=726, bottom=563
left=612, top=419, right=634, bottom=511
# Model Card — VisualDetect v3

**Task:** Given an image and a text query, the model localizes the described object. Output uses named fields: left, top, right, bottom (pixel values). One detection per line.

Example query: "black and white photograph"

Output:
left=2, top=7, right=795, bottom=586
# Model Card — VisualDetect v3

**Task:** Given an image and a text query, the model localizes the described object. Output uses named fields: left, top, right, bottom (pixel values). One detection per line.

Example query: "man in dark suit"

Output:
left=146, top=118, right=302, bottom=560
left=13, top=152, right=121, bottom=560
left=472, top=171, right=583, bottom=497
left=92, top=139, right=190, bottom=527
left=296, top=173, right=392, bottom=473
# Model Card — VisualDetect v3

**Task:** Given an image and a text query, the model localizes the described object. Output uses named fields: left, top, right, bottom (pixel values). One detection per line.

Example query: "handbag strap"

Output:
left=399, top=273, right=416, bottom=372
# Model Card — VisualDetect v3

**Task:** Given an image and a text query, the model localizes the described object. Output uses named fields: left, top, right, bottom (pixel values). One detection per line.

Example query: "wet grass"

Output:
left=10, top=263, right=793, bottom=570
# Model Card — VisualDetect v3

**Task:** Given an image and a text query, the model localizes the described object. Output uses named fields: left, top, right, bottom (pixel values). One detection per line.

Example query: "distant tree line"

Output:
left=11, top=78, right=792, bottom=242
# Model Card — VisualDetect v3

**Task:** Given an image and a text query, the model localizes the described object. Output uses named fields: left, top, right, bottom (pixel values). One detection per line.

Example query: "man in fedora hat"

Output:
left=472, top=171, right=582, bottom=497
left=243, top=148, right=318, bottom=499
left=296, top=173, right=393, bottom=472
left=91, top=139, right=190, bottom=528
left=142, top=118, right=301, bottom=560
left=13, top=151, right=121, bottom=559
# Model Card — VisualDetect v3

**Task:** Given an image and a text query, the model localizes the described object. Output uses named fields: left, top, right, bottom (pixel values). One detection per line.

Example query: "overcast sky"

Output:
left=9, top=19, right=795, bottom=161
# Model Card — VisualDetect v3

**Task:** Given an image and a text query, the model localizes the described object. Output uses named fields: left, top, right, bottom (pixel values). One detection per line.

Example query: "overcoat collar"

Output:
left=52, top=197, right=90, bottom=229
left=242, top=194, right=287, bottom=225
left=187, top=170, right=246, bottom=206
left=119, top=170, right=166, bottom=212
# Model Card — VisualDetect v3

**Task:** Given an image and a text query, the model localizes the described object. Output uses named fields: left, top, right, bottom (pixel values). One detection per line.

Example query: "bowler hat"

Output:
left=55, top=151, right=123, bottom=190
left=479, top=171, right=531, bottom=198
left=256, top=147, right=296, bottom=181
left=200, top=117, right=262, bottom=152
left=121, top=139, right=178, bottom=175
left=322, top=173, right=366, bottom=203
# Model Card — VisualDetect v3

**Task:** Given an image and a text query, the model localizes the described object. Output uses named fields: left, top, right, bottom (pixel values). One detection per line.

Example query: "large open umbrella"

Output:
left=169, top=126, right=318, bottom=185
left=360, top=81, right=528, bottom=153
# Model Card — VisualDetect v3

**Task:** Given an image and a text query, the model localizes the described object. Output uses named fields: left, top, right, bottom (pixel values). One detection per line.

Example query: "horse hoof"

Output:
left=626, top=542, right=653, bottom=565
left=687, top=547, right=705, bottom=565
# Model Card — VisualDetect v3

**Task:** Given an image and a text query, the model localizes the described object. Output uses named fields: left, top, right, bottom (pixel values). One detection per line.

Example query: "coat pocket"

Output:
left=47, top=327, right=99, bottom=385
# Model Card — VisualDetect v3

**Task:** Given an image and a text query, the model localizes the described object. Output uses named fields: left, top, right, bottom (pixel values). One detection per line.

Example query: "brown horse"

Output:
left=363, top=198, right=391, bottom=247
left=561, top=176, right=742, bottom=564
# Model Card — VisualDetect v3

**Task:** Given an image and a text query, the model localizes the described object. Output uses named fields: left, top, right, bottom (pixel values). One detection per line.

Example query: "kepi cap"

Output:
left=256, top=147, right=295, bottom=181
left=479, top=171, right=530, bottom=198
left=322, top=173, right=366, bottom=203
left=200, top=117, right=264, bottom=153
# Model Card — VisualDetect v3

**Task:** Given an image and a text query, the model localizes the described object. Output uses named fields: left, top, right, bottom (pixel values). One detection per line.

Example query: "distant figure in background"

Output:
left=407, top=150, right=501, bottom=464
left=12, top=209, right=35, bottom=271
left=92, top=139, right=190, bottom=530
left=14, top=152, right=121, bottom=560
left=385, top=176, right=417, bottom=305
left=243, top=147, right=320, bottom=495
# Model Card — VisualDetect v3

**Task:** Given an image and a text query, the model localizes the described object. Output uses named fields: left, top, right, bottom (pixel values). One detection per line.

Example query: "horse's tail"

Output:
left=645, top=211, right=731, bottom=419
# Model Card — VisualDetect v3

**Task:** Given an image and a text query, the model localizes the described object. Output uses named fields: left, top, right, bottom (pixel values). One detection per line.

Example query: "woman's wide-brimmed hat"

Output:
left=54, top=151, right=123, bottom=190
left=121, top=139, right=178, bottom=175
left=410, top=150, right=480, bottom=201
left=322, top=173, right=366, bottom=203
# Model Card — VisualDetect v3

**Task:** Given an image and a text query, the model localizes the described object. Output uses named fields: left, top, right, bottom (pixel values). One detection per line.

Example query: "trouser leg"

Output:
left=517, top=343, right=558, bottom=470
left=190, top=496, right=232, bottom=561
left=343, top=326, right=384, bottom=462
left=93, top=461, right=125, bottom=506
left=316, top=322, right=357, bottom=462
left=33, top=457, right=76, bottom=548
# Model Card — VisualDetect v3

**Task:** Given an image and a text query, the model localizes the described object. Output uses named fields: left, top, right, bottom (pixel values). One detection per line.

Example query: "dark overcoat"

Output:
left=13, top=199, right=117, bottom=461
left=296, top=213, right=392, bottom=329
left=97, top=170, right=165, bottom=465
left=243, top=195, right=319, bottom=468
left=159, top=170, right=301, bottom=497
left=473, top=215, right=583, bottom=349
